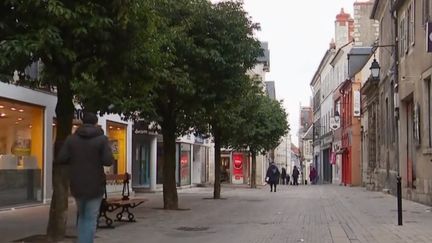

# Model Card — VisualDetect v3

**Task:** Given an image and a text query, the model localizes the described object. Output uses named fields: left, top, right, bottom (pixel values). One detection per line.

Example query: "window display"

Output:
left=0, top=98, right=43, bottom=207
left=106, top=121, right=127, bottom=175
left=179, top=144, right=191, bottom=186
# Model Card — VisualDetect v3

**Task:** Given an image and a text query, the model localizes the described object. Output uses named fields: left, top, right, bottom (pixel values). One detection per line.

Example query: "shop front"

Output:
left=97, top=115, right=133, bottom=193
left=0, top=82, right=56, bottom=208
left=0, top=98, right=44, bottom=207
left=219, top=151, right=250, bottom=185
left=179, top=143, right=191, bottom=186
left=232, top=152, right=250, bottom=185
left=131, top=121, right=158, bottom=190
left=192, top=135, right=209, bottom=185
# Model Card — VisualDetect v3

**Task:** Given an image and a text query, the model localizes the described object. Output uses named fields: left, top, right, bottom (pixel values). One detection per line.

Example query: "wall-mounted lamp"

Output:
left=369, top=58, right=381, bottom=80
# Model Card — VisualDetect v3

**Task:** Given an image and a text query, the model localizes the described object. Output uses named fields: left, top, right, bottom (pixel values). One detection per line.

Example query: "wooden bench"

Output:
left=97, top=173, right=147, bottom=228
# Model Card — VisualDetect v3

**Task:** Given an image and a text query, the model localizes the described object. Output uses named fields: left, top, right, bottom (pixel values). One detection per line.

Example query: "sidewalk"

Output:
left=2, top=185, right=432, bottom=243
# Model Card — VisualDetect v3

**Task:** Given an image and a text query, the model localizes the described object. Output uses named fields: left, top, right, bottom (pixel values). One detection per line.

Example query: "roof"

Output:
left=310, top=48, right=335, bottom=86
left=347, top=47, right=373, bottom=78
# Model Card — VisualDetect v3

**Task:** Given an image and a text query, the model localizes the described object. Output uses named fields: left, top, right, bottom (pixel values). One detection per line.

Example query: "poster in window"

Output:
left=232, top=153, right=244, bottom=184
left=109, top=140, right=119, bottom=159
left=180, top=152, right=190, bottom=185
left=12, top=138, right=31, bottom=156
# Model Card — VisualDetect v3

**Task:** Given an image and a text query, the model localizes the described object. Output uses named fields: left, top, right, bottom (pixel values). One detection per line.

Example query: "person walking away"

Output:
left=309, top=166, right=317, bottom=185
left=266, top=162, right=281, bottom=192
left=292, top=166, right=300, bottom=186
left=57, top=112, right=114, bottom=243
left=286, top=173, right=291, bottom=185
left=281, top=167, right=287, bottom=185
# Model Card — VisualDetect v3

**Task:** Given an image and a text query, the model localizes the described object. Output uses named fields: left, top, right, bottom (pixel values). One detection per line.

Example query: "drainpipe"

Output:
left=391, top=3, right=402, bottom=226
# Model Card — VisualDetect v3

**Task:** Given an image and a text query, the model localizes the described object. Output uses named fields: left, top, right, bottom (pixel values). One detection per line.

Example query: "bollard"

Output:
left=397, top=175, right=402, bottom=226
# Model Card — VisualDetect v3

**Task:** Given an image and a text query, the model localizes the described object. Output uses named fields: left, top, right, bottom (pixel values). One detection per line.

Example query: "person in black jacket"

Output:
left=292, top=165, right=300, bottom=186
left=266, top=162, right=280, bottom=192
left=281, top=167, right=287, bottom=185
left=57, top=112, right=114, bottom=243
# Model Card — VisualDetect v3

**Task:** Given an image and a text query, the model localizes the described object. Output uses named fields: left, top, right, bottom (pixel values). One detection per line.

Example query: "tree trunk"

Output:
left=250, top=150, right=257, bottom=188
left=47, top=83, right=74, bottom=241
left=161, top=121, right=178, bottom=209
left=213, top=128, right=221, bottom=199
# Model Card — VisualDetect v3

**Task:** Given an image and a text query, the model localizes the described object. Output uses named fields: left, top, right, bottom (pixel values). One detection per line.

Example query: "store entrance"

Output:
left=136, top=142, right=150, bottom=186
left=132, top=132, right=151, bottom=188
left=221, top=155, right=230, bottom=183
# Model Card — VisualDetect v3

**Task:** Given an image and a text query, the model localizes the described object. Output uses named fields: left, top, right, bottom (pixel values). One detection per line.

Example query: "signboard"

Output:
left=353, top=90, right=361, bottom=117
left=232, top=153, right=244, bottom=184
left=330, top=117, right=340, bottom=130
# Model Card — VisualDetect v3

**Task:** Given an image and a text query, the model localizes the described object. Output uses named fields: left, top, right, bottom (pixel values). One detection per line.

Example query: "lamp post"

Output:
left=369, top=56, right=402, bottom=226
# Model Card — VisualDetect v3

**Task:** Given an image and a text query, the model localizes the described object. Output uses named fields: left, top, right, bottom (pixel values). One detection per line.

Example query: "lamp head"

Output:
left=370, top=59, right=380, bottom=80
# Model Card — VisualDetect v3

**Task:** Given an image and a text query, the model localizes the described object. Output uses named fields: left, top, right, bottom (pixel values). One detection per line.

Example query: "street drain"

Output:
left=176, top=226, right=209, bottom=232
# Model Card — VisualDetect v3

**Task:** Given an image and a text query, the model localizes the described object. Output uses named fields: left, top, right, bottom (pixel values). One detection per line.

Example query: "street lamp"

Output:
left=369, top=58, right=380, bottom=80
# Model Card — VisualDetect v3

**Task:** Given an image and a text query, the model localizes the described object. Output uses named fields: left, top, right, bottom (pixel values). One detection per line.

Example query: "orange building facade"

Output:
left=340, top=79, right=362, bottom=186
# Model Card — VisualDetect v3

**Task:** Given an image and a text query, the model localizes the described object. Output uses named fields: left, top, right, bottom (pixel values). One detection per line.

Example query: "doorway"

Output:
left=406, top=101, right=416, bottom=188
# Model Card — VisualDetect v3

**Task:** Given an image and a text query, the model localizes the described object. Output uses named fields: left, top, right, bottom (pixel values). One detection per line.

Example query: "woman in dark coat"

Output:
left=281, top=167, right=287, bottom=185
left=292, top=165, right=300, bottom=186
left=266, top=162, right=281, bottom=192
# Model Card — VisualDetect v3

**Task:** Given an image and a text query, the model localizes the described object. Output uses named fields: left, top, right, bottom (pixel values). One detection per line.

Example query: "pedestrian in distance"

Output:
left=292, top=165, right=300, bottom=186
left=309, top=166, right=317, bottom=185
left=57, top=112, right=114, bottom=243
left=281, top=167, right=287, bottom=185
left=266, top=162, right=281, bottom=192
left=286, top=173, right=290, bottom=185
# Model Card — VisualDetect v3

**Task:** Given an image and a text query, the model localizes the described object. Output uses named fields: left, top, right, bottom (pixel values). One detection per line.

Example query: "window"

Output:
left=386, top=98, right=389, bottom=145
left=423, top=0, right=432, bottom=24
left=390, top=82, right=395, bottom=143
left=426, top=78, right=432, bottom=148
left=408, top=2, right=415, bottom=46
left=106, top=121, right=127, bottom=175
left=0, top=98, right=44, bottom=207
left=400, top=16, right=408, bottom=56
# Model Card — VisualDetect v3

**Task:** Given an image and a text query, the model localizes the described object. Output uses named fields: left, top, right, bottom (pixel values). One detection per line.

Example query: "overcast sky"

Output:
left=240, top=0, right=361, bottom=145
left=211, top=0, right=361, bottom=144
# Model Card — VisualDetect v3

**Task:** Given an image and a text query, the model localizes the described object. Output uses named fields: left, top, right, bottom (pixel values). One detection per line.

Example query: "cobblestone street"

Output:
left=2, top=184, right=432, bottom=243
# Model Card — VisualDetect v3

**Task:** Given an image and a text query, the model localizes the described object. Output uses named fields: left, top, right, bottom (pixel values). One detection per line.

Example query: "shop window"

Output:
left=106, top=121, right=127, bottom=175
left=0, top=98, right=44, bottom=207
left=179, top=143, right=191, bottom=186
left=157, top=141, right=164, bottom=184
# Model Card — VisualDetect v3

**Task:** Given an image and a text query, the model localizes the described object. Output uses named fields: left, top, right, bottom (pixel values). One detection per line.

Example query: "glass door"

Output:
left=136, top=142, right=150, bottom=186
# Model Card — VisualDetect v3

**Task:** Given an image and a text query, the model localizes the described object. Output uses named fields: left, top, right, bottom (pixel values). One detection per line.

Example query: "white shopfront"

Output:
left=0, top=82, right=133, bottom=208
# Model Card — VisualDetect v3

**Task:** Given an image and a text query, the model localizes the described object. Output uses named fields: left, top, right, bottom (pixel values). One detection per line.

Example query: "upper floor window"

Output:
left=408, top=2, right=415, bottom=46
left=400, top=16, right=408, bottom=56
left=425, top=77, right=432, bottom=148
left=422, top=0, right=432, bottom=24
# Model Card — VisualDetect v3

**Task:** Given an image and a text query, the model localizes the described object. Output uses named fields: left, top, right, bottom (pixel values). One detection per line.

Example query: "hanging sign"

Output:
left=353, top=90, right=361, bottom=117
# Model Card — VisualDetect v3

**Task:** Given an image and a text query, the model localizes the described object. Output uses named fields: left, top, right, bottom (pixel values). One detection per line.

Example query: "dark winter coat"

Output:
left=292, top=167, right=300, bottom=179
left=281, top=168, right=287, bottom=179
left=266, top=164, right=280, bottom=184
left=57, top=124, right=114, bottom=199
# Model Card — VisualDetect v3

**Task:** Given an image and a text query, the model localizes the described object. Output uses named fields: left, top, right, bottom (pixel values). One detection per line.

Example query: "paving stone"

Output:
left=1, top=185, right=432, bottom=243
